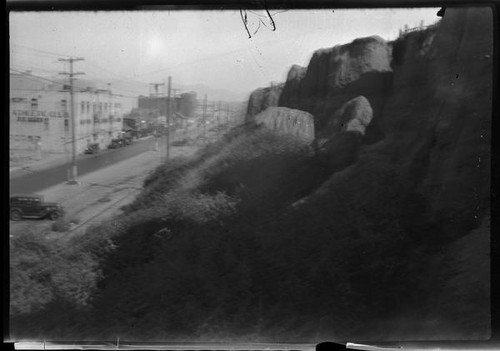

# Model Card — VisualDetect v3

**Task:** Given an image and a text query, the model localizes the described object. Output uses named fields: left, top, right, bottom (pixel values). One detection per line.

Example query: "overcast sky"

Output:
left=10, top=8, right=440, bottom=99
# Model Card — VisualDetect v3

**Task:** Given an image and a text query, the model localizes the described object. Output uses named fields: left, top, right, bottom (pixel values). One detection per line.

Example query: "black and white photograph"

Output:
left=8, top=3, right=493, bottom=347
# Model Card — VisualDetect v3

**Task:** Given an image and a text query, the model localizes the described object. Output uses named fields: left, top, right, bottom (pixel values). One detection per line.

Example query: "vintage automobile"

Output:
left=10, top=194, right=64, bottom=221
left=108, top=139, right=124, bottom=149
left=84, top=143, right=100, bottom=154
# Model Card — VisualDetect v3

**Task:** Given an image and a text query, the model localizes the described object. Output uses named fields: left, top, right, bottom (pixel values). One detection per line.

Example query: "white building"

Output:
left=10, top=71, right=137, bottom=155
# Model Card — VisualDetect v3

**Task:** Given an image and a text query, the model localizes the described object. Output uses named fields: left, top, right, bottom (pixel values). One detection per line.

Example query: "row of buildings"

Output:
left=10, top=71, right=137, bottom=155
left=10, top=71, right=198, bottom=156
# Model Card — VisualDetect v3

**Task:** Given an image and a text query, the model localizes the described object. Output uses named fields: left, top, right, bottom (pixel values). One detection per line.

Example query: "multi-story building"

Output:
left=138, top=91, right=197, bottom=119
left=10, top=71, right=137, bottom=155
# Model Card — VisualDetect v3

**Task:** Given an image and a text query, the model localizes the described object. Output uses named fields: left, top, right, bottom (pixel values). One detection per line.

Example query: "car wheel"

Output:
left=49, top=211, right=61, bottom=221
left=10, top=210, right=22, bottom=221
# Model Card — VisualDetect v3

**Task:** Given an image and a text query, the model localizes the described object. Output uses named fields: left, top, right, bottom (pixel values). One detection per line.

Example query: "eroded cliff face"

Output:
left=279, top=35, right=393, bottom=133
left=251, top=7, right=491, bottom=246
left=245, top=84, right=284, bottom=122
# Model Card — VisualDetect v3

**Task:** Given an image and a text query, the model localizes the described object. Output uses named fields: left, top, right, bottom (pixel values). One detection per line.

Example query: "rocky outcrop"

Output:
left=321, top=35, right=392, bottom=89
left=245, top=84, right=284, bottom=122
left=332, top=96, right=373, bottom=135
left=254, top=107, right=315, bottom=142
left=308, top=7, right=492, bottom=242
left=418, top=7, right=492, bottom=230
left=279, top=36, right=392, bottom=132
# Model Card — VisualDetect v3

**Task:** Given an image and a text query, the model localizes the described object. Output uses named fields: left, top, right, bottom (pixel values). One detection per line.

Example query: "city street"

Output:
left=9, top=138, right=200, bottom=240
left=9, top=137, right=161, bottom=194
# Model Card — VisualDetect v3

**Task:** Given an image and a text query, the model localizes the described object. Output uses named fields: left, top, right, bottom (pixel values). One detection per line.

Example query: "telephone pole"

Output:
left=149, top=82, right=165, bottom=98
left=166, top=76, right=172, bottom=161
left=107, top=83, right=112, bottom=138
left=59, top=57, right=84, bottom=184
left=150, top=82, right=164, bottom=153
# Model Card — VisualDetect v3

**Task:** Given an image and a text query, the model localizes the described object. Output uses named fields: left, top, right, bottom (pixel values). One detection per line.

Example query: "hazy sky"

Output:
left=10, top=8, right=440, bottom=98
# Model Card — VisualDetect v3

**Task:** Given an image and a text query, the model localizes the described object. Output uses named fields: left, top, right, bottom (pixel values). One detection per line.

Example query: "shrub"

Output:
left=10, top=230, right=102, bottom=316
left=51, top=218, right=72, bottom=232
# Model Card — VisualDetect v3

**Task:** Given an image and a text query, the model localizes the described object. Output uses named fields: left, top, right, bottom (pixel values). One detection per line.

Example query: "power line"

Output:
left=10, top=68, right=64, bottom=86
left=10, top=50, right=62, bottom=61
left=11, top=43, right=71, bottom=59
left=83, top=60, right=149, bottom=86
left=11, top=42, right=148, bottom=89
left=11, top=63, right=60, bottom=74
left=10, top=68, right=143, bottom=99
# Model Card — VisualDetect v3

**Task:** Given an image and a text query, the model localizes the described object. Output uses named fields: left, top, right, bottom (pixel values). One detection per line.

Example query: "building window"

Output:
left=98, top=102, right=102, bottom=111
left=81, top=101, right=85, bottom=114
left=61, top=100, right=67, bottom=111
left=104, top=103, right=108, bottom=112
left=44, top=118, right=49, bottom=131
left=31, top=98, right=38, bottom=110
left=64, top=119, right=69, bottom=132
left=86, top=101, right=90, bottom=114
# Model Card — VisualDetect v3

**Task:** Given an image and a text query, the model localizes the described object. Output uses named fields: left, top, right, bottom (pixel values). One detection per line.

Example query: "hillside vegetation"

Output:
left=10, top=7, right=492, bottom=343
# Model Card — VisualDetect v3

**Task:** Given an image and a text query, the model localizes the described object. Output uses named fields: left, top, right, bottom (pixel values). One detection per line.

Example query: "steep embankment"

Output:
left=9, top=7, right=492, bottom=343
left=287, top=6, right=492, bottom=338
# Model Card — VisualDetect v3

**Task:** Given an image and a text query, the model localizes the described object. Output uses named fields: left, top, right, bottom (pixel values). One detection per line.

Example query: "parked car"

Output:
left=84, top=143, right=100, bottom=154
left=10, top=194, right=64, bottom=221
left=108, top=139, right=123, bottom=149
left=172, top=139, right=189, bottom=146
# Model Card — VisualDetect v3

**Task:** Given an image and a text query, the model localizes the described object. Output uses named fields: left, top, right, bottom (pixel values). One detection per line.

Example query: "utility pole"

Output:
left=59, top=57, right=84, bottom=184
left=107, top=83, right=112, bottom=138
left=166, top=76, right=172, bottom=162
left=150, top=82, right=164, bottom=153
left=149, top=82, right=165, bottom=98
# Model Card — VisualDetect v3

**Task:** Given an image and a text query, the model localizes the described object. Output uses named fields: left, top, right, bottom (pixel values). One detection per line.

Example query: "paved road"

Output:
left=10, top=137, right=160, bottom=194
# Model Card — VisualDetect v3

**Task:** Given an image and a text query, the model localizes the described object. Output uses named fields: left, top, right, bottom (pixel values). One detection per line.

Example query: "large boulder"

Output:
left=336, top=96, right=373, bottom=135
left=254, top=107, right=315, bottom=142
left=245, top=84, right=284, bottom=122
left=279, top=36, right=392, bottom=132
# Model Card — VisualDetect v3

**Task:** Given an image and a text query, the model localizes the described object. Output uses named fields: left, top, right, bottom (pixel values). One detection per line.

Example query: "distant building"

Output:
left=179, top=92, right=197, bottom=118
left=9, top=71, right=137, bottom=154
left=138, top=95, right=177, bottom=116
left=138, top=91, right=197, bottom=119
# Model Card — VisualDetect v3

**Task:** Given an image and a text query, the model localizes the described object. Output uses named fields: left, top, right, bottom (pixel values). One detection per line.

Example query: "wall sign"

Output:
left=12, top=110, right=69, bottom=118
